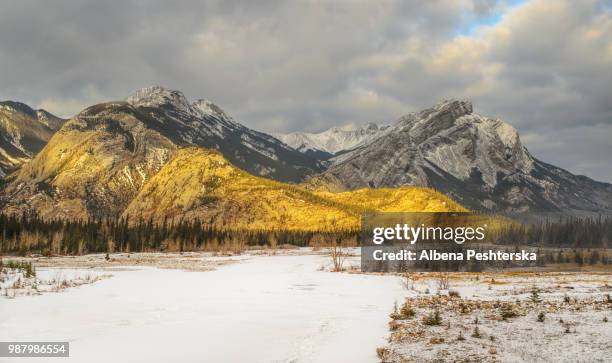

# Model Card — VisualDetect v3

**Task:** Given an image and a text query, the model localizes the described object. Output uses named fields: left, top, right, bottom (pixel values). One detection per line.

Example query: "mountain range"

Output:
left=1, top=87, right=611, bottom=220
left=0, top=87, right=460, bottom=224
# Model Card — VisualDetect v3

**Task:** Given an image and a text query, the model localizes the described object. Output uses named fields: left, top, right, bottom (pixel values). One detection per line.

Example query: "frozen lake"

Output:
left=0, top=253, right=406, bottom=363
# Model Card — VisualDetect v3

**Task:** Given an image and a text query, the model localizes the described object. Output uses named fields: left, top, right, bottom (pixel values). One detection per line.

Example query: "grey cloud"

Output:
left=0, top=0, right=610, bottom=181
left=522, top=124, right=612, bottom=182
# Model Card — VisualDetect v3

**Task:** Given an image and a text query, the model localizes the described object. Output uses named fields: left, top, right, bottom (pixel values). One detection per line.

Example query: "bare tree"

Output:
left=330, top=243, right=346, bottom=272
left=401, top=272, right=415, bottom=290
left=326, top=218, right=347, bottom=272
left=437, top=272, right=450, bottom=291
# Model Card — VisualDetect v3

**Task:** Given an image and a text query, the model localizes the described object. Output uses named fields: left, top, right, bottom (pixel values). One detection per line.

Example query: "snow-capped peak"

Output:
left=274, top=122, right=387, bottom=155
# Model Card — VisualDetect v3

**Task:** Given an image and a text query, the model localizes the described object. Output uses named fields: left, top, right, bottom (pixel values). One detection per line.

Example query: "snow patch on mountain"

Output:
left=274, top=123, right=388, bottom=155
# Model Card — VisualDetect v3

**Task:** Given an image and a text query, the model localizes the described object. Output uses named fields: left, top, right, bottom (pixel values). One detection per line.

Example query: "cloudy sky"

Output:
left=1, top=0, right=611, bottom=181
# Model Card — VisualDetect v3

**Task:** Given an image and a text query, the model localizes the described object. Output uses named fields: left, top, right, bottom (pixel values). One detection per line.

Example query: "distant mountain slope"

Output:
left=122, top=147, right=465, bottom=230
left=125, top=86, right=323, bottom=182
left=273, top=123, right=388, bottom=159
left=309, top=100, right=612, bottom=213
left=0, top=101, right=66, bottom=177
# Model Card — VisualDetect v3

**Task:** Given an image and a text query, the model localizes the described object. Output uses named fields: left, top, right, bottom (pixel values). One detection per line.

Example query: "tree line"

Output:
left=1, top=212, right=611, bottom=256
left=0, top=213, right=358, bottom=255
left=493, top=215, right=611, bottom=248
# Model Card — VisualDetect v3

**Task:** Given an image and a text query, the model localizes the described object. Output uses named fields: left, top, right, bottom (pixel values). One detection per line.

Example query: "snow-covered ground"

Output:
left=379, top=272, right=612, bottom=362
left=0, top=251, right=406, bottom=363
left=0, top=266, right=111, bottom=298
left=2, top=251, right=610, bottom=363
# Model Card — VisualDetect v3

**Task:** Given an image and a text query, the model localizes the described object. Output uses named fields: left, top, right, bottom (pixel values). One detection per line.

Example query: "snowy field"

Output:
left=0, top=251, right=406, bottom=363
left=1, top=250, right=611, bottom=363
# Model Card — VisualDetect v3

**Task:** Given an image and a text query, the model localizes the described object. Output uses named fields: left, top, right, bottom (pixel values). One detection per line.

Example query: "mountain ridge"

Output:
left=308, top=100, right=612, bottom=213
left=2, top=89, right=610, bottom=216
left=123, top=86, right=323, bottom=182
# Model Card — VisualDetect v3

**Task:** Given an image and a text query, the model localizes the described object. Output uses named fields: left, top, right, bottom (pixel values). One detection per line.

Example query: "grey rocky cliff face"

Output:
left=124, top=86, right=323, bottom=182
left=315, top=100, right=612, bottom=213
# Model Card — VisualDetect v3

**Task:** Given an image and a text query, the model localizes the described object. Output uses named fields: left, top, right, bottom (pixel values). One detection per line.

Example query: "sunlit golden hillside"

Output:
left=123, top=147, right=466, bottom=231
left=0, top=103, right=178, bottom=220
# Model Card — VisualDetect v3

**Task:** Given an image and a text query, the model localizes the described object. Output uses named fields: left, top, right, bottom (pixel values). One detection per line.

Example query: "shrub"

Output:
left=423, top=310, right=442, bottom=326
left=500, top=303, right=519, bottom=320
left=529, top=288, right=541, bottom=303
left=388, top=320, right=401, bottom=331
left=399, top=303, right=416, bottom=319
left=471, top=326, right=481, bottom=338
left=429, top=336, right=444, bottom=344
left=448, top=290, right=460, bottom=298
left=24, top=262, right=36, bottom=278
left=537, top=312, right=546, bottom=322
left=390, top=301, right=416, bottom=320
left=437, top=272, right=450, bottom=290
left=457, top=331, right=465, bottom=341
left=376, top=347, right=391, bottom=361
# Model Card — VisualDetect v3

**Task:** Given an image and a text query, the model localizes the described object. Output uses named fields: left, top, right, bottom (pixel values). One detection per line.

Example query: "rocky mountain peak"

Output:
left=125, top=86, right=192, bottom=113
left=437, top=99, right=473, bottom=116
left=122, top=86, right=322, bottom=182
left=0, top=100, right=37, bottom=118
left=0, top=101, right=67, bottom=176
